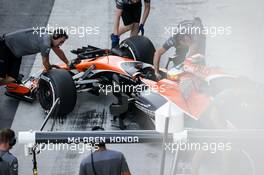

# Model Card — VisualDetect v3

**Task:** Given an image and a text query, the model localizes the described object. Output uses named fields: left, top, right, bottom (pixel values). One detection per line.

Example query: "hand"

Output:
left=155, top=71, right=162, bottom=80
left=67, top=60, right=75, bottom=69
left=111, top=33, right=120, bottom=48
left=67, top=58, right=82, bottom=69
left=138, top=24, right=144, bottom=36
left=44, top=64, right=52, bottom=72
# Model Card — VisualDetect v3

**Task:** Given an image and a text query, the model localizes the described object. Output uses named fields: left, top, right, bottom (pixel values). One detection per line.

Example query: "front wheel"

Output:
left=37, top=69, right=77, bottom=117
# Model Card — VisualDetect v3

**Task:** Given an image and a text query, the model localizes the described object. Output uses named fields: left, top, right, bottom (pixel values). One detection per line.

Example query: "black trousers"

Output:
left=0, top=38, right=22, bottom=79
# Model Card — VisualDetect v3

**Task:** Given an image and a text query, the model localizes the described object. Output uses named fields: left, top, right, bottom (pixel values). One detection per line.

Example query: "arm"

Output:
left=154, top=36, right=176, bottom=72
left=121, top=154, right=131, bottom=175
left=141, top=2, right=151, bottom=25
left=186, top=33, right=206, bottom=57
left=153, top=47, right=167, bottom=73
left=52, top=47, right=69, bottom=65
left=113, top=8, right=123, bottom=35
left=42, top=56, right=52, bottom=70
left=186, top=42, right=199, bottom=58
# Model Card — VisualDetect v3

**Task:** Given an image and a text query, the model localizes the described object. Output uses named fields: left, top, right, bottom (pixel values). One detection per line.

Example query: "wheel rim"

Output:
left=38, top=79, right=54, bottom=110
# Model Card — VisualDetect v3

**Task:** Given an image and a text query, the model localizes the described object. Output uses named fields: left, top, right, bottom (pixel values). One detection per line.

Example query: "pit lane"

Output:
left=1, top=0, right=264, bottom=174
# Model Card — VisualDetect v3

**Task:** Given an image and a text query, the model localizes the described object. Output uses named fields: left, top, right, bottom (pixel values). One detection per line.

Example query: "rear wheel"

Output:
left=190, top=150, right=254, bottom=175
left=37, top=69, right=77, bottom=117
left=119, top=36, right=156, bottom=64
left=189, top=83, right=261, bottom=175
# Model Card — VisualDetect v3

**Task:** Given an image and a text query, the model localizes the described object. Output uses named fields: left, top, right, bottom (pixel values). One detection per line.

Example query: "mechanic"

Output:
left=153, top=17, right=206, bottom=79
left=0, top=28, right=70, bottom=86
left=111, top=0, right=151, bottom=48
left=0, top=128, right=18, bottom=175
left=79, top=127, right=131, bottom=175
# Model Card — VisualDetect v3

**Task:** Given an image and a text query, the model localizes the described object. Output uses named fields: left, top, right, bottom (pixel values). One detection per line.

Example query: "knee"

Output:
left=132, top=23, right=139, bottom=30
left=6, top=76, right=16, bottom=82
left=130, top=23, right=139, bottom=36
left=123, top=24, right=133, bottom=31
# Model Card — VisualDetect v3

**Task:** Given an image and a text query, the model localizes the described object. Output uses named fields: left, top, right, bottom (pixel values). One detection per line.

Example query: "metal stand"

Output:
left=160, top=117, right=170, bottom=175
left=32, top=145, right=38, bottom=175
left=31, top=98, right=60, bottom=175
left=40, top=98, right=60, bottom=131
left=18, top=128, right=264, bottom=175
left=170, top=149, right=179, bottom=175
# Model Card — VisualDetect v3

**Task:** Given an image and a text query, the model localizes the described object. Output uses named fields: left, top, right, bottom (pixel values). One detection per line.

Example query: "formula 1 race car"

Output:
left=2, top=36, right=263, bottom=130
left=2, top=36, right=263, bottom=174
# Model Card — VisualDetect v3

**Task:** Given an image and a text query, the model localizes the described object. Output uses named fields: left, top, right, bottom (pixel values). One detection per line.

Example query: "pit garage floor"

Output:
left=0, top=0, right=264, bottom=174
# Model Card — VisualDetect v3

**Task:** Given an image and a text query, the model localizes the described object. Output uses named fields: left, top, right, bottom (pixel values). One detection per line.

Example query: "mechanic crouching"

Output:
left=153, top=17, right=206, bottom=80
left=0, top=128, right=18, bottom=175
left=0, top=28, right=70, bottom=86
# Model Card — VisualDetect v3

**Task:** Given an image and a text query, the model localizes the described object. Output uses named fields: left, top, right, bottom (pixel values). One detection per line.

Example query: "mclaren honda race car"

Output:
left=2, top=36, right=264, bottom=174
left=2, top=36, right=264, bottom=130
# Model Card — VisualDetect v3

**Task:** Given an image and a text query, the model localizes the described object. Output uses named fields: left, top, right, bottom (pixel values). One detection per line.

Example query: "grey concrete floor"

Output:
left=0, top=0, right=54, bottom=128
left=0, top=0, right=264, bottom=174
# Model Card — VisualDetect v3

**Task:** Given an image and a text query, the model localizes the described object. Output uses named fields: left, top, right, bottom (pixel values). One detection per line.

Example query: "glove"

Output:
left=44, top=64, right=52, bottom=72
left=111, top=33, right=120, bottom=49
left=155, top=71, right=162, bottom=80
left=68, top=62, right=75, bottom=69
left=139, top=24, right=144, bottom=36
left=68, top=58, right=81, bottom=69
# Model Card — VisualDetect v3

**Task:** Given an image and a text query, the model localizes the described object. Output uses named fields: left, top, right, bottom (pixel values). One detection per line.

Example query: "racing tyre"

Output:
left=190, top=86, right=261, bottom=175
left=37, top=69, right=77, bottom=117
left=119, top=36, right=156, bottom=64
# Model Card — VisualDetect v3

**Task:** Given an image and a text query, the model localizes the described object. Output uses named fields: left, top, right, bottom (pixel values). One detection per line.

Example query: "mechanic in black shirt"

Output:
left=0, top=128, right=18, bottom=175
left=153, top=17, right=206, bottom=79
left=111, top=0, right=151, bottom=48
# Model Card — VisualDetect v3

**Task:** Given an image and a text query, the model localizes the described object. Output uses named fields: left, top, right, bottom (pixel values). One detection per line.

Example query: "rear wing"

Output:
left=71, top=45, right=110, bottom=60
